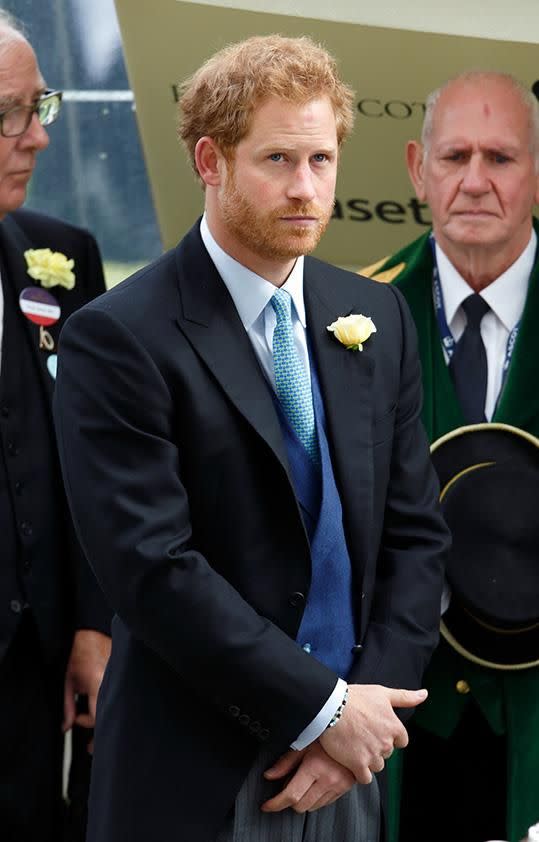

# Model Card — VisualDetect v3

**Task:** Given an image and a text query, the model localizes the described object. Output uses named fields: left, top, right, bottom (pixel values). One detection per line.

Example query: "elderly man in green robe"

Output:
left=362, top=71, right=539, bottom=842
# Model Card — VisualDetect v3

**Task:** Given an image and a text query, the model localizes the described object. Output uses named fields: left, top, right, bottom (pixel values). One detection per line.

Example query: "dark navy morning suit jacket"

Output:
left=54, top=221, right=449, bottom=842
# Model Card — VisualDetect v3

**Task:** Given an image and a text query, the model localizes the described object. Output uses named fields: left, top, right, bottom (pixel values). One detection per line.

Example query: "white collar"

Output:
left=200, top=214, right=306, bottom=331
left=435, top=229, right=536, bottom=331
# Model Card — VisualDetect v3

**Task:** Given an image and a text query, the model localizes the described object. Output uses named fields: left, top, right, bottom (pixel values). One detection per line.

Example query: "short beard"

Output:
left=220, top=168, right=333, bottom=262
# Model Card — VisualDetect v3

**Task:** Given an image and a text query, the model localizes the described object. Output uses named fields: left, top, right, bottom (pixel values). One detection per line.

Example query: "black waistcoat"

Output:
left=0, top=263, right=72, bottom=664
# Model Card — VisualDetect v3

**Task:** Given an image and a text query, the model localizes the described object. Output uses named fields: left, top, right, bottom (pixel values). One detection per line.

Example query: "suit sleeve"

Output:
left=81, top=229, right=107, bottom=299
left=68, top=230, right=112, bottom=636
left=349, top=285, right=449, bottom=701
left=53, top=304, right=337, bottom=746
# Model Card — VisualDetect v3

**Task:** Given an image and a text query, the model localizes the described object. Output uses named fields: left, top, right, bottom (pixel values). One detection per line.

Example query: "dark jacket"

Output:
left=54, top=222, right=448, bottom=842
left=0, top=208, right=111, bottom=666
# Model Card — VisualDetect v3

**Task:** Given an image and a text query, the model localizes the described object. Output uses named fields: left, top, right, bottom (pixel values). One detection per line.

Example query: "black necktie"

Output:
left=449, top=293, right=490, bottom=424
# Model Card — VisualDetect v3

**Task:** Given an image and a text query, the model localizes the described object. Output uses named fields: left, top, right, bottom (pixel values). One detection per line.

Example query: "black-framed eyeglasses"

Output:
left=0, top=89, right=63, bottom=138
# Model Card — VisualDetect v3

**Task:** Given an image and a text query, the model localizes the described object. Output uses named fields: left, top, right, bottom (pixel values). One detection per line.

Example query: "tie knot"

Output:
left=271, top=288, right=292, bottom=321
left=461, top=293, right=489, bottom=328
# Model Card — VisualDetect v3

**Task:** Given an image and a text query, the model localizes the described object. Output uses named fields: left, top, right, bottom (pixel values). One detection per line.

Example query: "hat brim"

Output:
left=432, top=423, right=539, bottom=671
left=432, top=422, right=539, bottom=488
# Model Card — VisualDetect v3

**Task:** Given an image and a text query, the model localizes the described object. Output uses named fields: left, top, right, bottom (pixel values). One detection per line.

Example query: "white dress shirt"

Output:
left=435, top=230, right=535, bottom=419
left=200, top=215, right=346, bottom=750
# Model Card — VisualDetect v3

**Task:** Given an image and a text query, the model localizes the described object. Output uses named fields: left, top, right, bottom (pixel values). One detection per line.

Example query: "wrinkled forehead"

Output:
left=432, top=79, right=531, bottom=142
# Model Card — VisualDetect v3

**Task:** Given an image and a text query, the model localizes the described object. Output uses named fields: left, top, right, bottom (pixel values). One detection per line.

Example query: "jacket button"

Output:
left=0, top=405, right=9, bottom=418
left=228, top=705, right=240, bottom=718
left=10, top=599, right=22, bottom=614
left=249, top=721, right=261, bottom=734
left=288, top=592, right=305, bottom=607
left=239, top=714, right=250, bottom=726
left=7, top=441, right=19, bottom=456
left=20, top=521, right=33, bottom=537
left=14, top=481, right=23, bottom=495
left=259, top=728, right=270, bottom=741
left=351, top=644, right=363, bottom=654
left=456, top=680, right=471, bottom=695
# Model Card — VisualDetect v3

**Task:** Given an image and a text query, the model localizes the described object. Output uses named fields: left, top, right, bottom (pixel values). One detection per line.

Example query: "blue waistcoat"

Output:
left=273, top=349, right=356, bottom=679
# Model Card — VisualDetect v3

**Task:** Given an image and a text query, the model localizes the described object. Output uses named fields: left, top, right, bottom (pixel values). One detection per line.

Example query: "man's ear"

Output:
left=194, top=137, right=225, bottom=188
left=534, top=169, right=539, bottom=207
left=406, top=140, right=427, bottom=201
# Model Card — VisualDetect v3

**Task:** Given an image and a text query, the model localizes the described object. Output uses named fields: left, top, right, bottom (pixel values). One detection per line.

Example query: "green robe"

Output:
left=364, top=225, right=539, bottom=842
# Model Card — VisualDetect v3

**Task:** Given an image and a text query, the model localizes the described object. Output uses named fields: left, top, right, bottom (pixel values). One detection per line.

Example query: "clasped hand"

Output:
left=261, top=684, right=427, bottom=814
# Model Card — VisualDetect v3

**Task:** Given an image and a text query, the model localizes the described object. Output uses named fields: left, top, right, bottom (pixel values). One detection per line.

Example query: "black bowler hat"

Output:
left=431, top=422, right=539, bottom=671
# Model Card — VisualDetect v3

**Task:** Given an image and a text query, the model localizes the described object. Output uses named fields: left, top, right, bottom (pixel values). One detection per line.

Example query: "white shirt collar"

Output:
left=435, top=229, right=536, bottom=331
left=200, top=214, right=306, bottom=330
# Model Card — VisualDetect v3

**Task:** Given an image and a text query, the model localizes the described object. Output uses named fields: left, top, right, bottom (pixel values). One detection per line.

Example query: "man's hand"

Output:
left=63, top=629, right=111, bottom=751
left=319, top=684, right=428, bottom=784
left=261, top=742, right=356, bottom=814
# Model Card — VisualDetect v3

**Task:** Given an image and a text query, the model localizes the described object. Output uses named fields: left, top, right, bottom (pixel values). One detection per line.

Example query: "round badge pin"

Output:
left=47, top=354, right=58, bottom=380
left=19, top=287, right=61, bottom=326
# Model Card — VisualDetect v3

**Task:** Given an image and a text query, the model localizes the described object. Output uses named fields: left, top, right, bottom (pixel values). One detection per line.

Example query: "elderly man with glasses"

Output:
left=0, top=88, right=63, bottom=137
left=0, top=13, right=111, bottom=842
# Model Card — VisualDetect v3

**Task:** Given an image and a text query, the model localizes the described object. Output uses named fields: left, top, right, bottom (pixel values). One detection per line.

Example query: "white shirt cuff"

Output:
left=290, top=678, right=347, bottom=750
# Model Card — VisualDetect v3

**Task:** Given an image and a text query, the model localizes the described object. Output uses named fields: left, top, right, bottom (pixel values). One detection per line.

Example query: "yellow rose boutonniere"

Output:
left=327, top=314, right=377, bottom=351
left=24, top=248, right=75, bottom=290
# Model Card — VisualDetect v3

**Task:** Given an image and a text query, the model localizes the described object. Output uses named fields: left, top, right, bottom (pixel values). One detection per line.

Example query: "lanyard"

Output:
left=429, top=235, right=520, bottom=384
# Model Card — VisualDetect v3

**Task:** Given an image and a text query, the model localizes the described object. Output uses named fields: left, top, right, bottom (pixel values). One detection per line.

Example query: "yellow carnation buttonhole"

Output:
left=24, top=248, right=76, bottom=290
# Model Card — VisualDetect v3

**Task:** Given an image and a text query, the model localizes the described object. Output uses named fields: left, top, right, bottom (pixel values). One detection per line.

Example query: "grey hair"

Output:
left=0, top=10, right=27, bottom=43
left=421, top=71, right=539, bottom=172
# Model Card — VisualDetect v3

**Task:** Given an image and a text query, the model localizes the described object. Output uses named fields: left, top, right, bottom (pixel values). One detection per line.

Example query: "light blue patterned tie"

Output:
left=271, top=289, right=319, bottom=464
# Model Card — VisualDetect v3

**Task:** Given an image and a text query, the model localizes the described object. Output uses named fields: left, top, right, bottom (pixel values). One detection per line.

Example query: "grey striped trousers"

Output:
left=215, top=747, right=380, bottom=842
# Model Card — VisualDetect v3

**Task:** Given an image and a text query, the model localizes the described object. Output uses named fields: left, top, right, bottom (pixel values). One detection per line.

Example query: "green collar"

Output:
left=373, top=222, right=539, bottom=440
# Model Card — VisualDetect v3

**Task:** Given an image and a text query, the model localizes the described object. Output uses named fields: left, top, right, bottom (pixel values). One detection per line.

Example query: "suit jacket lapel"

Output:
left=394, top=227, right=539, bottom=441
left=174, top=224, right=291, bottom=477
left=0, top=215, right=55, bottom=407
left=304, top=259, right=375, bottom=569
left=394, top=242, right=465, bottom=442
